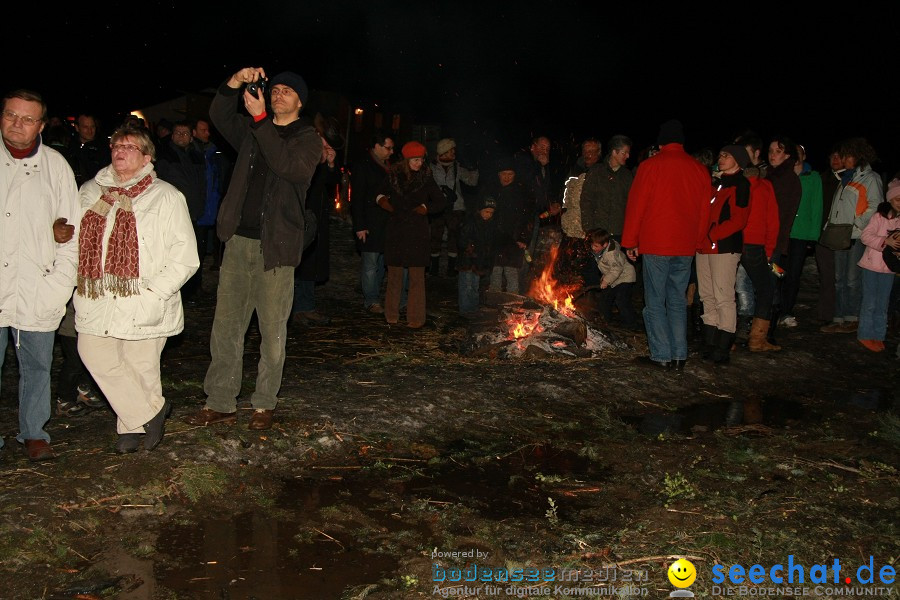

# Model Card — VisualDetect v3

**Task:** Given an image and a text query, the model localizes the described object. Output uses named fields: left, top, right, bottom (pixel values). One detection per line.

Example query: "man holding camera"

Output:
left=184, top=67, right=321, bottom=431
left=429, top=138, right=479, bottom=277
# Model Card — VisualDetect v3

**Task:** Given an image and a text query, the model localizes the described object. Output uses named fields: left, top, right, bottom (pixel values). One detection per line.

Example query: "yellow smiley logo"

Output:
left=668, top=558, right=697, bottom=588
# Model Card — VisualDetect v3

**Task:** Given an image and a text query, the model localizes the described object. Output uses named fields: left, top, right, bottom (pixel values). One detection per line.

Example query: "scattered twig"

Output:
left=312, top=528, right=345, bottom=550
left=309, top=465, right=363, bottom=470
left=368, top=456, right=428, bottom=463
left=560, top=486, right=601, bottom=496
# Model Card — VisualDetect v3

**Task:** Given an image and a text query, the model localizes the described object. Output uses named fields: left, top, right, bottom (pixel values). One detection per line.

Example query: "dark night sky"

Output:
left=13, top=1, right=900, bottom=173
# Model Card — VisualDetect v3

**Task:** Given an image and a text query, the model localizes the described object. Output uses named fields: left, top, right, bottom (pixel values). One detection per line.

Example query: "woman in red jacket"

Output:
left=696, top=145, right=751, bottom=364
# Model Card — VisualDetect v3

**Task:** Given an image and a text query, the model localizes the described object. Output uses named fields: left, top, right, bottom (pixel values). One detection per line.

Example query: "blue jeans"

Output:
left=360, top=251, right=385, bottom=308
left=858, top=269, right=894, bottom=341
left=458, top=271, right=481, bottom=314
left=0, top=328, right=56, bottom=447
left=490, top=266, right=520, bottom=294
left=641, top=254, right=692, bottom=362
left=735, top=264, right=755, bottom=317
left=834, top=239, right=865, bottom=322
left=292, top=278, right=315, bottom=314
left=740, top=244, right=776, bottom=319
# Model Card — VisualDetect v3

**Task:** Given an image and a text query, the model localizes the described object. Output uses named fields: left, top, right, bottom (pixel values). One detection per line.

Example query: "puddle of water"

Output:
left=401, top=444, right=604, bottom=519
left=625, top=398, right=808, bottom=436
left=155, top=477, right=419, bottom=599
left=844, top=388, right=896, bottom=412
left=153, top=445, right=609, bottom=597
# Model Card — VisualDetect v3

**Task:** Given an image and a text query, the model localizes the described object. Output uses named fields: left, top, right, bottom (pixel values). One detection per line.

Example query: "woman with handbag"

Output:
left=856, top=182, right=900, bottom=351
left=820, top=138, right=883, bottom=334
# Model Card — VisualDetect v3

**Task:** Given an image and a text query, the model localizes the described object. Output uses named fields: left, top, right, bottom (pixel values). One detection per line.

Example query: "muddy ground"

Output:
left=1, top=214, right=898, bottom=600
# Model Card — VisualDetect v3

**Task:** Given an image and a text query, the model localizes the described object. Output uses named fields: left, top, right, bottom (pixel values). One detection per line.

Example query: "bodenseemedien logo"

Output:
left=667, top=558, right=696, bottom=598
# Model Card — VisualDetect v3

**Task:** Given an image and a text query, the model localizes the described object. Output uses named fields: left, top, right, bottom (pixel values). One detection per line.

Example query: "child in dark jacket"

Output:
left=457, top=197, right=498, bottom=315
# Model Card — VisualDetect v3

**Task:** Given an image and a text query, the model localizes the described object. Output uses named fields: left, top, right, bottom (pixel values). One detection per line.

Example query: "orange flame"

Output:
left=507, top=312, right=543, bottom=343
left=527, top=245, right=578, bottom=317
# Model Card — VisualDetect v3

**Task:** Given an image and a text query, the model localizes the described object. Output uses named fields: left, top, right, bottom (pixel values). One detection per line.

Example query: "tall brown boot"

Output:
left=748, top=318, right=781, bottom=352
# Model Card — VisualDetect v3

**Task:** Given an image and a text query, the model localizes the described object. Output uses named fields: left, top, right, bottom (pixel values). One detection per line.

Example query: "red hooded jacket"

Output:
left=621, top=143, right=711, bottom=256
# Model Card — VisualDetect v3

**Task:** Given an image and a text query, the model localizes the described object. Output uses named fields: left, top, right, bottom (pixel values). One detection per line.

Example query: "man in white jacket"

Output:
left=0, top=89, right=80, bottom=461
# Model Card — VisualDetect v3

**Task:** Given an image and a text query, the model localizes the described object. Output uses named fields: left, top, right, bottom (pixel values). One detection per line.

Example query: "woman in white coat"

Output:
left=74, top=126, right=199, bottom=453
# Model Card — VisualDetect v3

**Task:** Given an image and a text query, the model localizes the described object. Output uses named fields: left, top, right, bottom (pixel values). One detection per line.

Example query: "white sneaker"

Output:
left=779, top=315, right=798, bottom=328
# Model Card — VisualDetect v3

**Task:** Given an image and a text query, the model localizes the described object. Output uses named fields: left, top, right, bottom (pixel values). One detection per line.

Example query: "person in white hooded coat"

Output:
left=74, top=125, right=198, bottom=454
left=0, top=89, right=80, bottom=461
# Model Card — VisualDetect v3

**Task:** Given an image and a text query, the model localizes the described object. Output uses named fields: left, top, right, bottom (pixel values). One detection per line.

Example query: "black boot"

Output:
left=690, top=302, right=703, bottom=340
left=700, top=324, right=717, bottom=360
left=767, top=306, right=780, bottom=346
left=429, top=255, right=441, bottom=277
left=710, top=329, right=735, bottom=365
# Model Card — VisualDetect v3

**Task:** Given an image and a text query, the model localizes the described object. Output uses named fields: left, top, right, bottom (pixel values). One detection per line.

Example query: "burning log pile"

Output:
left=461, top=247, right=631, bottom=359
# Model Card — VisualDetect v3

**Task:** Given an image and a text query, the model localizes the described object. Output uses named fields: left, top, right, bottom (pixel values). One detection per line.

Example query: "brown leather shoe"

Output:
left=183, top=407, right=237, bottom=426
left=23, top=439, right=55, bottom=461
left=248, top=409, right=274, bottom=430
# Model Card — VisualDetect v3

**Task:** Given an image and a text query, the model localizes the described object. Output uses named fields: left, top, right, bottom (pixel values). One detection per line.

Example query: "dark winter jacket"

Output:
left=350, top=150, right=391, bottom=253
left=66, top=139, right=109, bottom=188
left=379, top=163, right=448, bottom=267
left=192, top=140, right=231, bottom=227
left=491, top=181, right=533, bottom=268
left=155, top=141, right=206, bottom=221
left=456, top=213, right=498, bottom=275
left=209, top=80, right=321, bottom=271
left=766, top=159, right=802, bottom=258
left=296, top=161, right=341, bottom=282
left=513, top=152, right=563, bottom=217
left=698, top=172, right=750, bottom=254
left=580, top=160, right=633, bottom=235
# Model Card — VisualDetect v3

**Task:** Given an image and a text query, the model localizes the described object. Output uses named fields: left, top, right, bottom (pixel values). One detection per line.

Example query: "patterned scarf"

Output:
left=77, top=174, right=153, bottom=299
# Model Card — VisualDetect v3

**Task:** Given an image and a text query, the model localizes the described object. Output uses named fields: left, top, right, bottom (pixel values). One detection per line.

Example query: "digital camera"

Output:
left=246, top=78, right=268, bottom=96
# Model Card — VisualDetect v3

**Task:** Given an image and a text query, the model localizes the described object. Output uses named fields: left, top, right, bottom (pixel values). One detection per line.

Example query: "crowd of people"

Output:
left=3, top=74, right=899, bottom=461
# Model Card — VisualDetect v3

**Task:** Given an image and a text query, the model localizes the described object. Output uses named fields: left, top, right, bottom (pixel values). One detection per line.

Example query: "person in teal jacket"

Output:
left=780, top=144, right=823, bottom=327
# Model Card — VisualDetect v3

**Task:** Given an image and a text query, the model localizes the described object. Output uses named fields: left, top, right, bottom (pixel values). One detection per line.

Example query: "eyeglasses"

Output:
left=269, top=87, right=294, bottom=97
left=2, top=110, right=42, bottom=126
left=172, top=131, right=191, bottom=137
left=110, top=143, right=143, bottom=154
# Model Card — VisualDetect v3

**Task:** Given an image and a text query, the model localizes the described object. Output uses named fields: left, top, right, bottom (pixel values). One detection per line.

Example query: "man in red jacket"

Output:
left=622, top=119, right=711, bottom=371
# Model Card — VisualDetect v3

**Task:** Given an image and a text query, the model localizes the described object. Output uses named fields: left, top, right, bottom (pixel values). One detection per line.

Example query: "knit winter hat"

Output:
left=270, top=71, right=310, bottom=106
left=436, top=138, right=456, bottom=156
left=886, top=178, right=900, bottom=202
left=497, top=156, right=516, bottom=172
left=481, top=196, right=497, bottom=210
left=720, top=144, right=751, bottom=169
left=657, top=119, right=685, bottom=145
left=401, top=141, right=427, bottom=159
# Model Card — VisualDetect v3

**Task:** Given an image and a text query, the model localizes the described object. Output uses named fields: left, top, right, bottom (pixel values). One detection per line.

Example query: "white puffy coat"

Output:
left=73, top=164, right=199, bottom=340
left=0, top=140, right=79, bottom=332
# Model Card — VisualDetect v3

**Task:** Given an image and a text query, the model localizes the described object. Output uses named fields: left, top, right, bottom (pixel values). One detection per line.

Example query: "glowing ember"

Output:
left=507, top=312, right=543, bottom=342
left=527, top=245, right=579, bottom=317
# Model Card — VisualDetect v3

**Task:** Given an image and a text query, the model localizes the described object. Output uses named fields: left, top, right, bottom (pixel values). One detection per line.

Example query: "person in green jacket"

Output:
left=779, top=144, right=823, bottom=328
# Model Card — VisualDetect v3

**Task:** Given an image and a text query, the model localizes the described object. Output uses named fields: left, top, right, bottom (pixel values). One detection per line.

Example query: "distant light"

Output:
left=354, top=108, right=364, bottom=115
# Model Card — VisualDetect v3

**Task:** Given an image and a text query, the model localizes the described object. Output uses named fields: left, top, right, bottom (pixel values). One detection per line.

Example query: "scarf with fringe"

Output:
left=77, top=174, right=153, bottom=299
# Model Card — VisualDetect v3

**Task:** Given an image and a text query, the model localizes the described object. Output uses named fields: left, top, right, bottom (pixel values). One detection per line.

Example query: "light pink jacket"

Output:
left=858, top=211, right=900, bottom=274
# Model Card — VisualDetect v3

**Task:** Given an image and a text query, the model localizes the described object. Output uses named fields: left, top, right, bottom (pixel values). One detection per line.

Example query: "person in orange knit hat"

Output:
left=375, top=141, right=448, bottom=327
